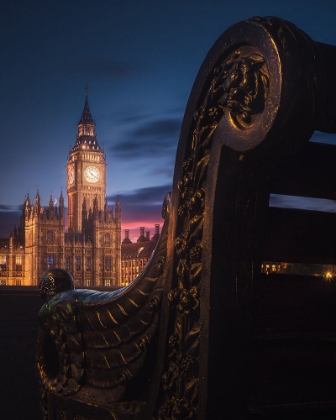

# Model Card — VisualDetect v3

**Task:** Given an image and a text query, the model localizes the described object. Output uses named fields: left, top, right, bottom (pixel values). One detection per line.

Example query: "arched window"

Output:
left=0, top=256, right=7, bottom=271
left=76, top=256, right=81, bottom=271
left=46, top=230, right=54, bottom=243
left=66, top=256, right=71, bottom=271
left=15, top=256, right=22, bottom=271
left=47, top=255, right=54, bottom=268
left=105, top=256, right=112, bottom=271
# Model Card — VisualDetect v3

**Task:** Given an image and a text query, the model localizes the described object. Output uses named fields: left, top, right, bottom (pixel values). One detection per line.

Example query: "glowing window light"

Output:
left=324, top=271, right=334, bottom=282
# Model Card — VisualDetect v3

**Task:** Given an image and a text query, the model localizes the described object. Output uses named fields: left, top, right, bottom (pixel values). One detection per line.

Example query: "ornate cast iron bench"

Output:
left=37, top=17, right=336, bottom=419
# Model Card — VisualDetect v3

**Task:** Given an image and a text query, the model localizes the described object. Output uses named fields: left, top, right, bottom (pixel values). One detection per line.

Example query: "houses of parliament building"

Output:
left=0, top=96, right=122, bottom=287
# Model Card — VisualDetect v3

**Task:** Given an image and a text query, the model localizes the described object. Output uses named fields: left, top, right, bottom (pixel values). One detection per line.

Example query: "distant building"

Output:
left=121, top=225, right=160, bottom=285
left=0, top=95, right=121, bottom=286
left=261, top=261, right=336, bottom=278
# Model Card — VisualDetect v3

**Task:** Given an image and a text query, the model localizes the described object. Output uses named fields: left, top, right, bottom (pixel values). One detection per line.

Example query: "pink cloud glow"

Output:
left=121, top=219, right=163, bottom=243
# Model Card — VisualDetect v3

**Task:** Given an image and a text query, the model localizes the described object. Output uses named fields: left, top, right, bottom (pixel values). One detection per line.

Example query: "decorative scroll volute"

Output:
left=154, top=17, right=323, bottom=419
left=36, top=16, right=334, bottom=420
left=36, top=196, right=171, bottom=419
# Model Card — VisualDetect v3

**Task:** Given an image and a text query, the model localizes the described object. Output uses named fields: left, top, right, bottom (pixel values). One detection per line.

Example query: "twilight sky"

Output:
left=1, top=0, right=336, bottom=241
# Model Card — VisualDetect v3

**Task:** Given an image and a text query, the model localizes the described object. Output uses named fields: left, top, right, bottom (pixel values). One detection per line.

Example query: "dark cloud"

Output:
left=150, top=163, right=175, bottom=178
left=116, top=106, right=185, bottom=126
left=111, top=118, right=181, bottom=158
left=108, top=184, right=172, bottom=222
left=118, top=113, right=151, bottom=124
left=0, top=205, right=21, bottom=212
left=109, top=184, right=171, bottom=207
left=133, top=119, right=181, bottom=138
left=112, top=137, right=176, bottom=157
left=69, top=58, right=140, bottom=78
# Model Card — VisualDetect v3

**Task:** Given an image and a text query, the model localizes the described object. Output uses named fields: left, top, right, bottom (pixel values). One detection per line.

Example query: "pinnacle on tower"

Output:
left=59, top=191, right=64, bottom=206
left=35, top=190, right=40, bottom=205
left=116, top=196, right=121, bottom=212
left=71, top=94, right=102, bottom=152
left=78, top=93, right=95, bottom=126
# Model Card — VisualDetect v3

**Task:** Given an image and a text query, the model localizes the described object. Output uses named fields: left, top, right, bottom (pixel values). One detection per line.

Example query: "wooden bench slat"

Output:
left=269, top=142, right=336, bottom=199
left=263, top=207, right=336, bottom=264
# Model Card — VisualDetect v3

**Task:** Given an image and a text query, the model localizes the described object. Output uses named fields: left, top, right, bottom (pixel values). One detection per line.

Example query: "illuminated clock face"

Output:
left=84, top=165, right=100, bottom=183
left=68, top=165, right=75, bottom=184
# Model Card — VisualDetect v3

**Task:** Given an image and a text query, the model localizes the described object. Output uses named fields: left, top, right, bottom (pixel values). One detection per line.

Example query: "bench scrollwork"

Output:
left=37, top=16, right=336, bottom=419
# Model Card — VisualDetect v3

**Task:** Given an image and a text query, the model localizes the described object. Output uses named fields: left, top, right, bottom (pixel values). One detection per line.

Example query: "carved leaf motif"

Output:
left=37, top=200, right=170, bottom=413
left=185, top=327, right=200, bottom=357
left=157, top=41, right=269, bottom=419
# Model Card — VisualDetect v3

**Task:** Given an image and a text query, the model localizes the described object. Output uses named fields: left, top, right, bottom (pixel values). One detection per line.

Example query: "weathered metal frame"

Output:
left=37, top=16, right=336, bottom=419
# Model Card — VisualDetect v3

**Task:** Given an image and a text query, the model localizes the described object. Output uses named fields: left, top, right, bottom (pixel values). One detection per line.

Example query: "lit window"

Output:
left=0, top=255, right=6, bottom=271
left=15, top=256, right=22, bottom=271
left=47, top=255, right=54, bottom=268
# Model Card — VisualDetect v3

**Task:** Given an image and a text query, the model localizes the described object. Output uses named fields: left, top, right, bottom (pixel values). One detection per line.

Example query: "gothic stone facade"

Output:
left=0, top=96, right=121, bottom=287
left=121, top=225, right=160, bottom=286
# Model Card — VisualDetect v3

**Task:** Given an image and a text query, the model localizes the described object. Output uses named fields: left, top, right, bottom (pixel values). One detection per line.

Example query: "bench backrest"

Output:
left=37, top=16, right=336, bottom=419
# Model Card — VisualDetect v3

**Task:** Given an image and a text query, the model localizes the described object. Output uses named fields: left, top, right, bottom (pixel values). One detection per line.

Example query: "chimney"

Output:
left=137, top=226, right=148, bottom=243
left=146, top=231, right=150, bottom=240
left=151, top=224, right=160, bottom=242
left=122, top=229, right=132, bottom=244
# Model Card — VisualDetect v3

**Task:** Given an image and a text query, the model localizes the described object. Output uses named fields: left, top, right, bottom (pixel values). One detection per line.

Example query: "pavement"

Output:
left=0, top=287, right=44, bottom=420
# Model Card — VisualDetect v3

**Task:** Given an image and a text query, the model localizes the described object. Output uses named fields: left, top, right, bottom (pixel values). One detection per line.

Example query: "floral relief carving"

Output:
left=156, top=45, right=269, bottom=419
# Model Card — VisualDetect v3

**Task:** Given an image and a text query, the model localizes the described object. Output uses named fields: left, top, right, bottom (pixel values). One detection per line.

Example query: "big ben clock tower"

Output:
left=67, top=94, right=106, bottom=232
left=1, top=92, right=121, bottom=288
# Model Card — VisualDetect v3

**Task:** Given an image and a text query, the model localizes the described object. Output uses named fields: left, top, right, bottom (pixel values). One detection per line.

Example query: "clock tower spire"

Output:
left=67, top=94, right=106, bottom=232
